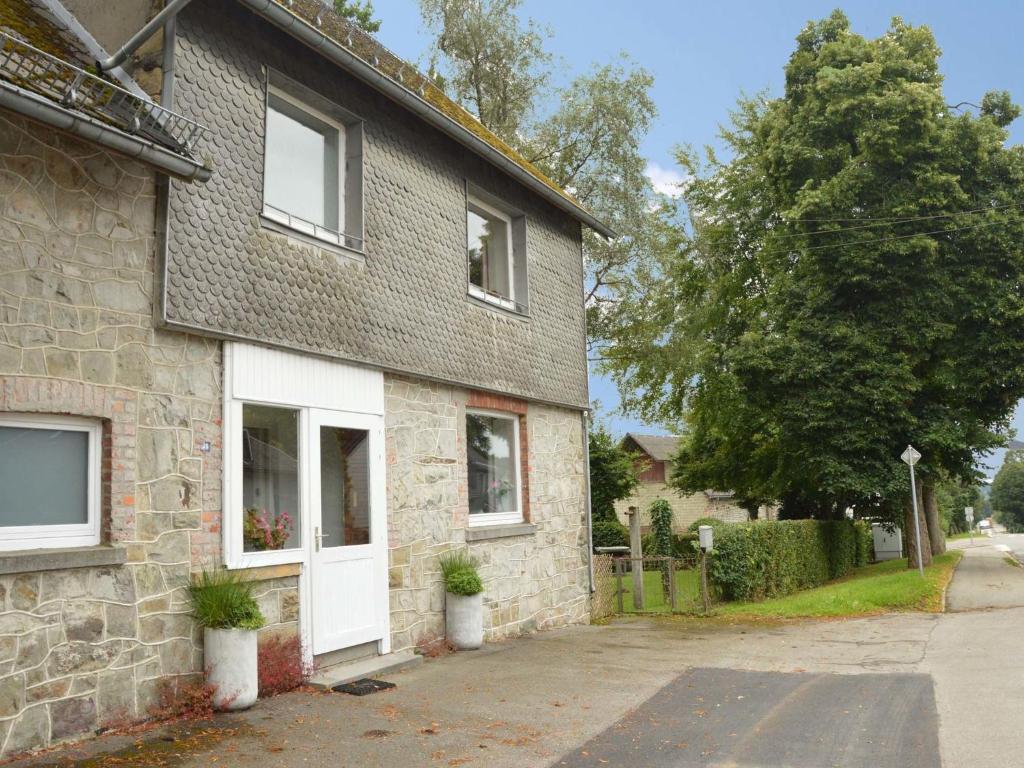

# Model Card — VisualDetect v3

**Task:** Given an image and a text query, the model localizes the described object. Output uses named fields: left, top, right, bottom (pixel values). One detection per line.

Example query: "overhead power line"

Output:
left=778, top=200, right=1023, bottom=225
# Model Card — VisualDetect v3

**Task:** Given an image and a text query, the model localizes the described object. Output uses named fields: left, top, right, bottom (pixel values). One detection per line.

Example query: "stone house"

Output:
left=613, top=434, right=762, bottom=532
left=0, top=0, right=604, bottom=755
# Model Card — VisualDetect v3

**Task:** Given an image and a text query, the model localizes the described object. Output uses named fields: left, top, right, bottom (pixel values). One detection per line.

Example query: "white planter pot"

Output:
left=445, top=592, right=484, bottom=650
left=204, top=627, right=258, bottom=711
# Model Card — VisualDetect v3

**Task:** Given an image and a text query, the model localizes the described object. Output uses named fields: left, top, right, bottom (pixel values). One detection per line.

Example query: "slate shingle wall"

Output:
left=163, top=0, right=589, bottom=409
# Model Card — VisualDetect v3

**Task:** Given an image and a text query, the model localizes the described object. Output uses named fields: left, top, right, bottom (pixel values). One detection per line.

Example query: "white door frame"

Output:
left=305, top=408, right=389, bottom=655
left=222, top=342, right=390, bottom=662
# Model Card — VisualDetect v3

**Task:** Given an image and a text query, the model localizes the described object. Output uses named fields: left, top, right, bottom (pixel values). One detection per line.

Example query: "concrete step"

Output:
left=308, top=649, right=422, bottom=690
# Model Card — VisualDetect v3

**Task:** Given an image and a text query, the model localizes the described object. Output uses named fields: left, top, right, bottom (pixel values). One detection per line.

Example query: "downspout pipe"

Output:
left=234, top=0, right=616, bottom=239
left=0, top=81, right=211, bottom=182
left=582, top=410, right=596, bottom=594
left=97, top=0, right=195, bottom=73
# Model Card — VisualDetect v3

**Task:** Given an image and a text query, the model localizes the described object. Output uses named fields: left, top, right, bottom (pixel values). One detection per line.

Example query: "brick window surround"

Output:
left=0, top=376, right=135, bottom=544
left=466, top=391, right=530, bottom=523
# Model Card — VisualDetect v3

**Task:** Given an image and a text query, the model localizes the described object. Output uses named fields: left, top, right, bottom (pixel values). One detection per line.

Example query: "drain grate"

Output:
left=332, top=678, right=397, bottom=696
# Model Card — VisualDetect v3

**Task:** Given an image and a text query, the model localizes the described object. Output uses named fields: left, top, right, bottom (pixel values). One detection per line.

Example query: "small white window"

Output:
left=263, top=85, right=364, bottom=251
left=467, top=194, right=529, bottom=312
left=0, top=414, right=101, bottom=550
left=466, top=410, right=522, bottom=526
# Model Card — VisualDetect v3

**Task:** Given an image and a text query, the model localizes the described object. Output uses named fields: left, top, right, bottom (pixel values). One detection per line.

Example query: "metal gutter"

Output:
left=0, top=80, right=211, bottom=182
left=97, top=0, right=196, bottom=73
left=234, top=0, right=616, bottom=239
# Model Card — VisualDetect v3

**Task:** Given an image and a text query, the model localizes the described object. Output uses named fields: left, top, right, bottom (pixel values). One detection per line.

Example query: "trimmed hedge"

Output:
left=854, top=520, right=872, bottom=567
left=708, top=519, right=866, bottom=602
left=592, top=520, right=629, bottom=549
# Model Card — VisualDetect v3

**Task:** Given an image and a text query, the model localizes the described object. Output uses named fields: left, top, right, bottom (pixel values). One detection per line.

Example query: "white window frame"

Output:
left=262, top=84, right=347, bottom=248
left=0, top=413, right=101, bottom=551
left=467, top=195, right=517, bottom=311
left=466, top=408, right=523, bottom=527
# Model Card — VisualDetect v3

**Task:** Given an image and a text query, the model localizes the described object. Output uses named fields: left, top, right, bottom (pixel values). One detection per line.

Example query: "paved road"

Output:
left=946, top=535, right=1024, bottom=611
left=15, top=544, right=1024, bottom=768
left=557, top=668, right=939, bottom=768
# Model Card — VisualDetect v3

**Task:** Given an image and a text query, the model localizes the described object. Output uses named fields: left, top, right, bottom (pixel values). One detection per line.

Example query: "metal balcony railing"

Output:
left=0, top=31, right=206, bottom=158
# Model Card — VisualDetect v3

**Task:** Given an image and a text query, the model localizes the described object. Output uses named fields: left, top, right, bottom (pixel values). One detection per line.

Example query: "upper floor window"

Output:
left=262, top=78, right=364, bottom=252
left=467, top=192, right=528, bottom=313
left=0, top=414, right=101, bottom=550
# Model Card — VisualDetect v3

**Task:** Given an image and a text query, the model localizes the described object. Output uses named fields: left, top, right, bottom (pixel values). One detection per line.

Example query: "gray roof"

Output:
left=624, top=433, right=680, bottom=462
left=1007, top=439, right=1024, bottom=451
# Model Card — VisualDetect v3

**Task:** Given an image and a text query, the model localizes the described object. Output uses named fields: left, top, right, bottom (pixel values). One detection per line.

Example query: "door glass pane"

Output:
left=0, top=425, right=89, bottom=526
left=242, top=405, right=300, bottom=551
left=320, top=427, right=371, bottom=547
left=467, top=413, right=519, bottom=516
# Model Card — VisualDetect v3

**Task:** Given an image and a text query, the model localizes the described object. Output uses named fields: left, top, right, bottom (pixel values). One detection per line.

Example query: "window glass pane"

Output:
left=467, top=413, right=518, bottom=516
left=265, top=97, right=339, bottom=229
left=467, top=205, right=510, bottom=298
left=0, top=426, right=89, bottom=526
left=320, top=427, right=371, bottom=547
left=242, top=405, right=300, bottom=551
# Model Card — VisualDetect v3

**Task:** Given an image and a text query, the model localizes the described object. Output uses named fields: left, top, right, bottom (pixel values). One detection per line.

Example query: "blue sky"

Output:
left=369, top=0, right=1024, bottom=475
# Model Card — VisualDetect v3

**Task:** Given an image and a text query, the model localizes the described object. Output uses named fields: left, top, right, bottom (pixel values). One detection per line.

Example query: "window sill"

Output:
left=466, top=292, right=529, bottom=321
left=465, top=522, right=536, bottom=542
left=260, top=215, right=365, bottom=265
left=0, top=545, right=127, bottom=576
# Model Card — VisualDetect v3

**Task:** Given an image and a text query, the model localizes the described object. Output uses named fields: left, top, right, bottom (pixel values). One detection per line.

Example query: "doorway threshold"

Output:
left=308, top=650, right=422, bottom=690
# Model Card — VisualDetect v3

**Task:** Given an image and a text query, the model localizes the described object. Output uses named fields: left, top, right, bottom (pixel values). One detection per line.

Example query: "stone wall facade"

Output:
left=0, top=112, right=276, bottom=757
left=385, top=376, right=590, bottom=652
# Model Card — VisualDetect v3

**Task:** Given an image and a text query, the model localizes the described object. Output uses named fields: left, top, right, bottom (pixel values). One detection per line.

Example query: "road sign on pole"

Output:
left=902, top=444, right=925, bottom=577
left=966, top=506, right=974, bottom=545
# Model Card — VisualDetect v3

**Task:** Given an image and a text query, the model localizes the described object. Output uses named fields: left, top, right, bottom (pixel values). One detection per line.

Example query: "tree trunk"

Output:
left=922, top=483, right=946, bottom=555
left=904, top=483, right=933, bottom=570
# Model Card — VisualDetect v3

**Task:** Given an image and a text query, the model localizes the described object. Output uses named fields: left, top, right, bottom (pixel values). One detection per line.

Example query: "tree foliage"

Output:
left=599, top=12, right=1024, bottom=537
left=588, top=425, right=641, bottom=523
left=333, top=0, right=382, bottom=33
left=991, top=451, right=1024, bottom=532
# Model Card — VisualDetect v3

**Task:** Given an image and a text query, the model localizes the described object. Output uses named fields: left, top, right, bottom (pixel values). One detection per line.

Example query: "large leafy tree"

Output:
left=600, top=12, right=1024, bottom=567
left=991, top=451, right=1024, bottom=532
left=588, top=425, right=641, bottom=523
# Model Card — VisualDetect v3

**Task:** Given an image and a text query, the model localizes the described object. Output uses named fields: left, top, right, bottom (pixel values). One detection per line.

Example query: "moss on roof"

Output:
left=274, top=0, right=585, bottom=213
left=0, top=0, right=92, bottom=65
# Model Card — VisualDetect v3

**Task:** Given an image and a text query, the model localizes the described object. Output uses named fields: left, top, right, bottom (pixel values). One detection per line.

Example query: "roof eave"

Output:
left=233, top=0, right=616, bottom=239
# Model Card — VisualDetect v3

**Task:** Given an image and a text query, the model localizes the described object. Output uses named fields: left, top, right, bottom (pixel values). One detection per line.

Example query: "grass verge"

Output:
left=712, top=551, right=963, bottom=620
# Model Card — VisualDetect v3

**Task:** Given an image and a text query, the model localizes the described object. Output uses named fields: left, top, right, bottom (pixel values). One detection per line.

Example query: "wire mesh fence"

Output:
left=601, top=556, right=705, bottom=614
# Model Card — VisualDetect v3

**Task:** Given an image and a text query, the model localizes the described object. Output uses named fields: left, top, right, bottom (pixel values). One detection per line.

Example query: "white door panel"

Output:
left=308, top=409, right=388, bottom=656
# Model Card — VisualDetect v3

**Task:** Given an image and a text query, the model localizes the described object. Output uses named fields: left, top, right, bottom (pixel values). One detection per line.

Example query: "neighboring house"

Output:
left=613, top=434, right=765, bottom=532
left=0, top=0, right=606, bottom=754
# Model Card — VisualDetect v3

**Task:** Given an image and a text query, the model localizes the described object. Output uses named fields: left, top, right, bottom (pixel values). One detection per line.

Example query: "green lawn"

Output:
left=713, top=551, right=962, bottom=619
left=620, top=567, right=702, bottom=612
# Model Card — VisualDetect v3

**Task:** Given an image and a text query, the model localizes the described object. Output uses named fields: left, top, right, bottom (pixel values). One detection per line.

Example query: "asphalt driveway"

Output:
left=14, top=544, right=1023, bottom=768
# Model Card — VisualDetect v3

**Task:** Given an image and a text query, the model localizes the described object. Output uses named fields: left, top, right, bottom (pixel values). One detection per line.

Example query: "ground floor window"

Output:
left=467, top=409, right=523, bottom=525
left=0, top=413, right=101, bottom=550
left=242, top=404, right=301, bottom=552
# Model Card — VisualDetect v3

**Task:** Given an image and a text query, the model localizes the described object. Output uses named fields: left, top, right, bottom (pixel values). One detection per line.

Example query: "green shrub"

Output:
left=592, top=520, right=629, bottom=549
left=649, top=499, right=674, bottom=557
left=672, top=532, right=699, bottom=566
left=708, top=519, right=863, bottom=602
left=445, top=568, right=484, bottom=596
left=854, top=520, right=873, bottom=566
left=687, top=517, right=732, bottom=535
left=439, top=551, right=484, bottom=596
left=186, top=569, right=265, bottom=630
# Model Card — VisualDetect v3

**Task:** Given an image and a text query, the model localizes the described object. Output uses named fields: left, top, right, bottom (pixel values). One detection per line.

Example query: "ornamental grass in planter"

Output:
left=439, top=551, right=484, bottom=650
left=186, top=569, right=265, bottom=711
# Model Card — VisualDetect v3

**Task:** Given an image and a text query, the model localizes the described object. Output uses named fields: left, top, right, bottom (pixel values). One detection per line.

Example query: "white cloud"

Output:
left=645, top=161, right=686, bottom=197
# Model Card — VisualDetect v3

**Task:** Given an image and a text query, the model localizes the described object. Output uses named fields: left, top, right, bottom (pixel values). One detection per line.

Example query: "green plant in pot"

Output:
left=186, top=569, right=265, bottom=710
left=439, top=551, right=484, bottom=650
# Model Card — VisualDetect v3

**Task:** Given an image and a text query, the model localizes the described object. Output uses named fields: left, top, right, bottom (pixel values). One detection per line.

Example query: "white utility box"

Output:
left=871, top=523, right=903, bottom=561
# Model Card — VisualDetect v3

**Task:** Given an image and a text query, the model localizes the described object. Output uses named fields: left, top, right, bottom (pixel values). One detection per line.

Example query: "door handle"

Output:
left=314, top=526, right=330, bottom=552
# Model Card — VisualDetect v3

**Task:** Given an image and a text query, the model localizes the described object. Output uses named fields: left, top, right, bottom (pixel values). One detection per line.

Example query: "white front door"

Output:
left=307, top=408, right=388, bottom=655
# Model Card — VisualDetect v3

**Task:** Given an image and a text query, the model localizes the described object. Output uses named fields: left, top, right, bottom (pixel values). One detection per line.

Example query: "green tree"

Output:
left=935, top=478, right=985, bottom=534
left=588, top=425, right=641, bottom=523
left=599, top=12, right=1024, bottom=570
left=991, top=451, right=1024, bottom=532
left=333, top=0, right=381, bottom=32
